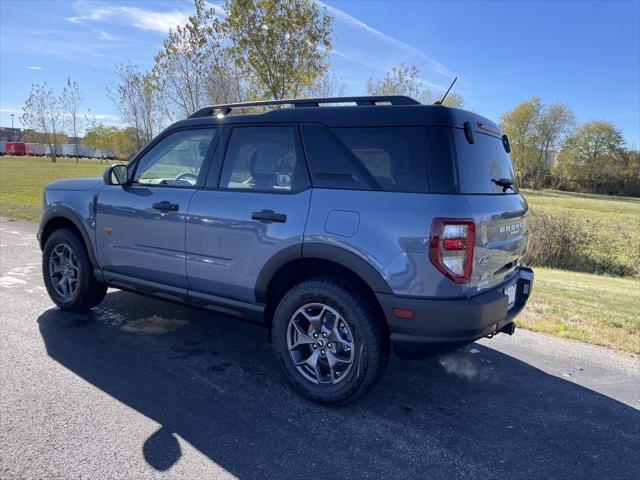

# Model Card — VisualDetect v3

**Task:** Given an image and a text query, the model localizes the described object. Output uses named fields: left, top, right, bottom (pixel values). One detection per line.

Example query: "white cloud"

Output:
left=92, top=113, right=120, bottom=122
left=0, top=107, right=21, bottom=114
left=69, top=3, right=191, bottom=33
left=316, top=0, right=454, bottom=78
left=26, top=66, right=44, bottom=70
left=97, top=30, right=116, bottom=41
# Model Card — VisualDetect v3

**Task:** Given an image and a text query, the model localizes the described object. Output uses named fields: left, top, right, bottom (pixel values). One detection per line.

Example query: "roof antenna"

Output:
left=434, top=76, right=458, bottom=105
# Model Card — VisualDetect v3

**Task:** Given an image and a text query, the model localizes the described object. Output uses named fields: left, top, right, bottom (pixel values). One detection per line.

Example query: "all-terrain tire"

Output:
left=42, top=228, right=107, bottom=311
left=272, top=278, right=389, bottom=405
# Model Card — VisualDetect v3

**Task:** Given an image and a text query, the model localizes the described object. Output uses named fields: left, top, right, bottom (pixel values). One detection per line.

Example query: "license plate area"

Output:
left=505, top=283, right=517, bottom=310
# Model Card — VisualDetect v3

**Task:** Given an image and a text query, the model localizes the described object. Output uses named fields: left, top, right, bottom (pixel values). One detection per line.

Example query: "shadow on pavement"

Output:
left=38, top=291, right=640, bottom=479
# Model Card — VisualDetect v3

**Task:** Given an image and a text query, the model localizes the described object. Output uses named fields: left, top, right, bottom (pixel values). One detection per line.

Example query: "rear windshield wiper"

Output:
left=491, top=178, right=514, bottom=192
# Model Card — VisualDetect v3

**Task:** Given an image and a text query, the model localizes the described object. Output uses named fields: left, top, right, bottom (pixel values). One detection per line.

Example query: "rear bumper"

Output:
left=376, top=267, right=534, bottom=358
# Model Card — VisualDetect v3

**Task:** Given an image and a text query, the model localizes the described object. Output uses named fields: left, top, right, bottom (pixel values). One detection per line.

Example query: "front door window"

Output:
left=133, top=129, right=217, bottom=187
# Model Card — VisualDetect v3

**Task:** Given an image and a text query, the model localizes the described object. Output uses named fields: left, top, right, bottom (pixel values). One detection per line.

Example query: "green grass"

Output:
left=519, top=267, right=640, bottom=355
left=0, top=155, right=120, bottom=222
left=523, top=189, right=640, bottom=275
left=523, top=189, right=640, bottom=237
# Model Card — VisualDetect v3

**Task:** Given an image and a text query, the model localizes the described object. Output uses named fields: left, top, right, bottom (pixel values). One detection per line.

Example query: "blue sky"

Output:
left=1, top=0, right=638, bottom=147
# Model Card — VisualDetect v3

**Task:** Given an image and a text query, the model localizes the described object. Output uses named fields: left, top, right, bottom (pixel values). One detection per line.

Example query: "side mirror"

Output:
left=103, top=164, right=129, bottom=186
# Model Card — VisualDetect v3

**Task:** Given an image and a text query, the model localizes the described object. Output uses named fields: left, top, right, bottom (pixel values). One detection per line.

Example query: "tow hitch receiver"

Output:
left=499, top=322, right=516, bottom=336
left=485, top=322, right=516, bottom=339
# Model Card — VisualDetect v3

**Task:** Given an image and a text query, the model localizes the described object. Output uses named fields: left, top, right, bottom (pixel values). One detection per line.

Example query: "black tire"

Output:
left=272, top=278, right=390, bottom=405
left=42, top=228, right=107, bottom=311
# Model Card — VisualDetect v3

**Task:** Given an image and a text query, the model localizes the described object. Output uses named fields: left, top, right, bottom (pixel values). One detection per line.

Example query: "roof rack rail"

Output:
left=189, top=95, right=420, bottom=118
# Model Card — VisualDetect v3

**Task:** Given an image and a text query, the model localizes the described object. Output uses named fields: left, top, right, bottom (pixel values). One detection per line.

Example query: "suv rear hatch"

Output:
left=447, top=123, right=528, bottom=292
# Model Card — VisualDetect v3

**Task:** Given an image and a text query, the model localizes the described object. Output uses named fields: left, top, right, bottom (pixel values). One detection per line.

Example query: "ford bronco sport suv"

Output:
left=39, top=96, right=533, bottom=405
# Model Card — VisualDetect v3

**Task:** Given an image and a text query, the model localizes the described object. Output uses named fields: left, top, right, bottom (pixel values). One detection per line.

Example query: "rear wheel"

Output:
left=272, top=278, right=389, bottom=405
left=42, top=229, right=107, bottom=311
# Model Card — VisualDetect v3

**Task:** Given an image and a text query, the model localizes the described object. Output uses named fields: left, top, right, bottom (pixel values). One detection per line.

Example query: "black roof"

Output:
left=171, top=96, right=502, bottom=135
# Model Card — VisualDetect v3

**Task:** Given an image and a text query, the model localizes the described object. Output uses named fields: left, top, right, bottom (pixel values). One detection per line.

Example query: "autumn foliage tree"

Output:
left=83, top=124, right=141, bottom=161
left=553, top=120, right=632, bottom=194
left=366, top=63, right=464, bottom=108
left=223, top=0, right=333, bottom=99
left=500, top=97, right=574, bottom=188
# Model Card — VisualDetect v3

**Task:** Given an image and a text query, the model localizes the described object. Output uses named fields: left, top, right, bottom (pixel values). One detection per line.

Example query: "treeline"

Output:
left=501, top=97, right=639, bottom=197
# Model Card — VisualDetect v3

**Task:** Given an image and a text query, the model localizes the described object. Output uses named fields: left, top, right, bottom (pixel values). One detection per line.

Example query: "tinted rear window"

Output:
left=301, top=123, right=373, bottom=191
left=301, top=124, right=428, bottom=193
left=332, top=127, right=428, bottom=193
left=424, top=126, right=458, bottom=193
left=453, top=129, right=517, bottom=194
left=301, top=123, right=515, bottom=194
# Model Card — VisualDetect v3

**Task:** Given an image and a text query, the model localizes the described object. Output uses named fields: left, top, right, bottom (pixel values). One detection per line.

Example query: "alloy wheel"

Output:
left=48, top=243, right=80, bottom=299
left=286, top=303, right=355, bottom=385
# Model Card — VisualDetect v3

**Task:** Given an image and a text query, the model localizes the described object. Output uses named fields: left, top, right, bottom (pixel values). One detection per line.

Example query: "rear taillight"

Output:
left=429, top=218, right=475, bottom=284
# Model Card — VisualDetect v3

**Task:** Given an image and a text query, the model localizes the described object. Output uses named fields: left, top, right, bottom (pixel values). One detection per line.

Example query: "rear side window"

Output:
left=332, top=127, right=428, bottom=193
left=219, top=126, right=307, bottom=192
left=301, top=124, right=428, bottom=193
left=453, top=129, right=517, bottom=194
left=301, top=124, right=373, bottom=190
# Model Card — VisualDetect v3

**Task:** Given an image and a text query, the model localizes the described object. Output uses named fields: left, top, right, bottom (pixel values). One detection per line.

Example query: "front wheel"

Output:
left=272, top=279, right=389, bottom=405
left=42, top=228, right=107, bottom=311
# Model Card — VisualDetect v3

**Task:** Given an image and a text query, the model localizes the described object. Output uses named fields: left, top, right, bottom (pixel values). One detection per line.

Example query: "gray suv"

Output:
left=39, top=96, right=533, bottom=404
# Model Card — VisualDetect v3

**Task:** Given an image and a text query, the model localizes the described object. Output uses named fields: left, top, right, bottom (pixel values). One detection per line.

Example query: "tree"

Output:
left=223, top=0, right=333, bottom=99
left=21, top=129, right=68, bottom=145
left=366, top=63, right=464, bottom=107
left=303, top=70, right=345, bottom=98
left=554, top=120, right=627, bottom=194
left=83, top=123, right=113, bottom=163
left=533, top=103, right=575, bottom=186
left=108, top=63, right=159, bottom=150
left=21, top=82, right=63, bottom=162
left=61, top=77, right=84, bottom=162
left=620, top=149, right=640, bottom=197
left=153, top=0, right=243, bottom=120
left=500, top=97, right=574, bottom=188
left=500, top=97, right=544, bottom=186
left=84, top=124, right=141, bottom=161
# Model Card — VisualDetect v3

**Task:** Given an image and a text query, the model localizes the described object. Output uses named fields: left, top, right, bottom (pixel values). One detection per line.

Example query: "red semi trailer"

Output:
left=6, top=142, right=26, bottom=155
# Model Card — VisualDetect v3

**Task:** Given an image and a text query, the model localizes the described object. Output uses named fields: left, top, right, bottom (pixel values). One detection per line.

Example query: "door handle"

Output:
left=152, top=201, right=179, bottom=211
left=251, top=210, right=287, bottom=223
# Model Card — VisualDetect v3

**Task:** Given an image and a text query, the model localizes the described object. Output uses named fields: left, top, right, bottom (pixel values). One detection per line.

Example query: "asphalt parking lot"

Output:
left=1, top=217, right=639, bottom=479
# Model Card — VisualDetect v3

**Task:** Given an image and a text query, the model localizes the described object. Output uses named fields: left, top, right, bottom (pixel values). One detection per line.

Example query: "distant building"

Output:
left=0, top=127, right=22, bottom=142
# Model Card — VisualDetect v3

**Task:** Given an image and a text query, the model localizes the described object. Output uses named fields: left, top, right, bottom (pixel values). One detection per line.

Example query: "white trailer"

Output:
left=78, top=145, right=93, bottom=158
left=94, top=148, right=107, bottom=159
left=60, top=144, right=77, bottom=157
left=34, top=143, right=46, bottom=156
